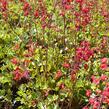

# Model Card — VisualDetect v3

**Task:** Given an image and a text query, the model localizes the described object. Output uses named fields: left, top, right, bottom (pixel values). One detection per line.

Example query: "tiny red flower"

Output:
left=24, top=10, right=29, bottom=16
left=105, top=98, right=109, bottom=104
left=100, top=74, right=107, bottom=81
left=11, top=57, right=18, bottom=65
left=89, top=98, right=95, bottom=105
left=100, top=63, right=108, bottom=70
left=63, top=62, right=70, bottom=69
left=23, top=2, right=31, bottom=16
left=59, top=83, right=65, bottom=89
left=93, top=101, right=100, bottom=109
left=55, top=70, right=62, bottom=80
left=96, top=89, right=101, bottom=94
left=71, top=73, right=76, bottom=81
left=86, top=89, right=91, bottom=97
left=101, top=58, right=107, bottom=64
left=84, top=64, right=88, bottom=70
left=14, top=72, right=22, bottom=81
left=23, top=2, right=30, bottom=11
left=64, top=4, right=71, bottom=10
left=82, top=7, right=90, bottom=13
left=102, top=88, right=109, bottom=97
left=34, top=10, right=39, bottom=18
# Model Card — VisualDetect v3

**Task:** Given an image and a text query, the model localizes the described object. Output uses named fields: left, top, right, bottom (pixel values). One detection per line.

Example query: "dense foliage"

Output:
left=0, top=0, right=109, bottom=109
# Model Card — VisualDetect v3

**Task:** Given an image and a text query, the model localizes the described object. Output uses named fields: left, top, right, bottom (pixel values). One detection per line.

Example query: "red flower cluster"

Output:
left=23, top=2, right=32, bottom=16
left=13, top=67, right=29, bottom=81
left=86, top=89, right=91, bottom=97
left=100, top=58, right=108, bottom=70
left=11, top=57, right=19, bottom=65
left=1, top=0, right=7, bottom=12
left=62, top=0, right=73, bottom=10
left=0, top=0, right=8, bottom=18
left=91, top=74, right=108, bottom=85
left=91, top=75, right=100, bottom=85
left=84, top=74, right=109, bottom=109
left=13, top=67, right=22, bottom=81
left=76, top=41, right=94, bottom=62
left=74, top=0, right=94, bottom=30
left=75, top=0, right=83, bottom=3
left=34, top=10, right=39, bottom=18
left=71, top=41, right=94, bottom=81
left=63, top=62, right=70, bottom=69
